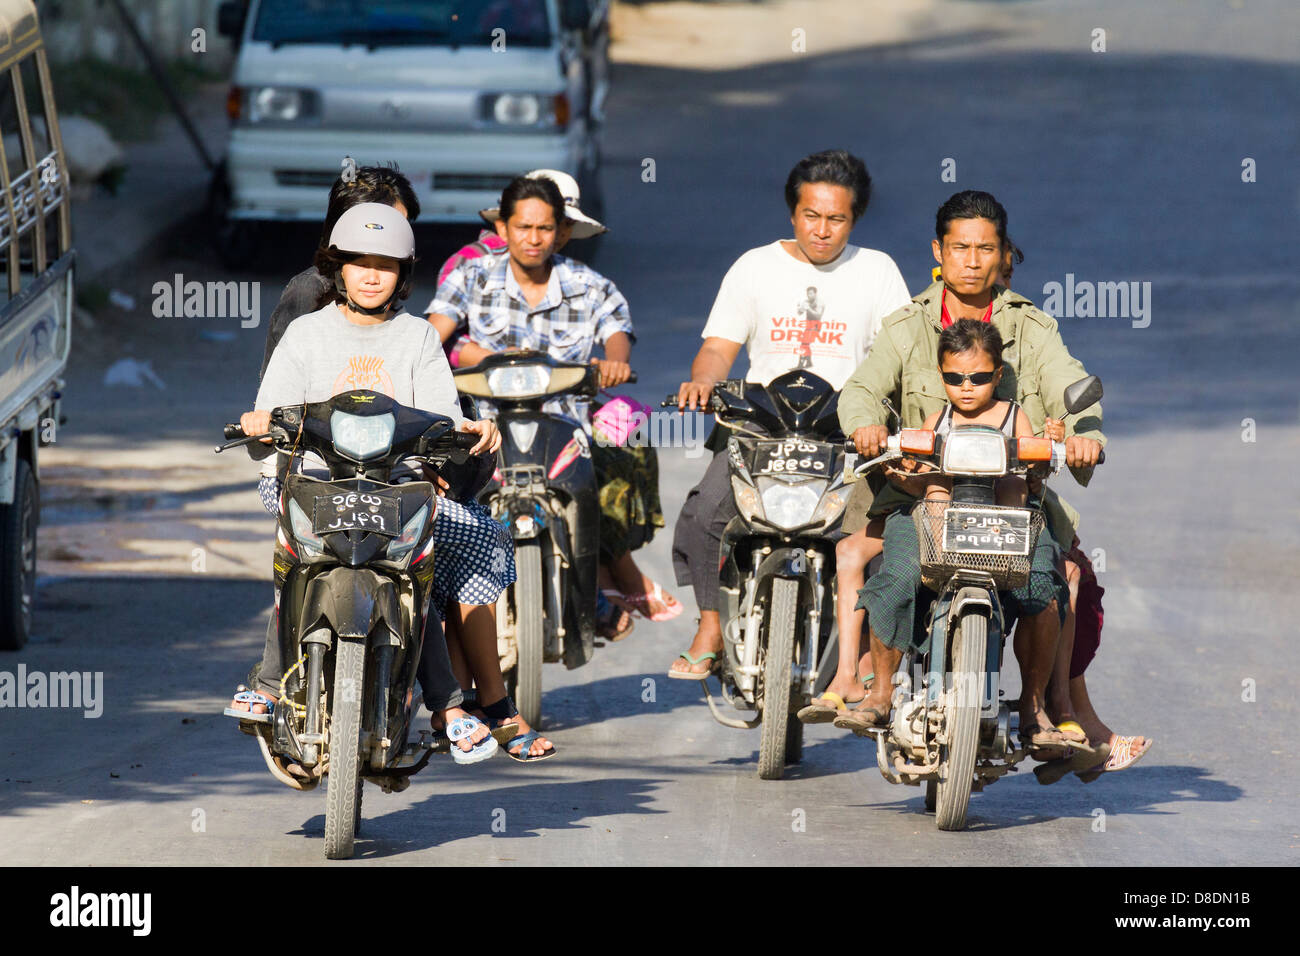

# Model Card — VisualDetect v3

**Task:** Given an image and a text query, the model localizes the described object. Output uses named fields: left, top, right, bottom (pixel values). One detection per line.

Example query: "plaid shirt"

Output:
left=427, top=252, right=635, bottom=425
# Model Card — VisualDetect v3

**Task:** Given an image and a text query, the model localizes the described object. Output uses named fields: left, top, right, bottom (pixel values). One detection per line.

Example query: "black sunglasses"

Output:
left=941, top=371, right=996, bottom=386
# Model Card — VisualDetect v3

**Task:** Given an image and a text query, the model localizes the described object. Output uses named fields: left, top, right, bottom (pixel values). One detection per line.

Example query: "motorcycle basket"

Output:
left=912, top=499, right=1046, bottom=591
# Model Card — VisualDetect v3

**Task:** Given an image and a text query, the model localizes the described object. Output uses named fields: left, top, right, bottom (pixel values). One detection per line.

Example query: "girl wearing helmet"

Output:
left=232, top=203, right=512, bottom=765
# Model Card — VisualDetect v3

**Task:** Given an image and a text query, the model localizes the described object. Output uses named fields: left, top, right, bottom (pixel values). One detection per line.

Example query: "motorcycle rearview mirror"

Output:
left=1063, top=375, right=1103, bottom=416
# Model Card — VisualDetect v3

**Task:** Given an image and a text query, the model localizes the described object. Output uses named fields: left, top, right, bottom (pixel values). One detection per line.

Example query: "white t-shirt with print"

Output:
left=701, top=240, right=911, bottom=390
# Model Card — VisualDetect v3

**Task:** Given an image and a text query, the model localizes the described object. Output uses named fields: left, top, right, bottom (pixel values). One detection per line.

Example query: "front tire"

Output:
left=758, top=577, right=799, bottom=780
left=513, top=540, right=544, bottom=729
left=935, top=611, right=986, bottom=831
left=325, top=637, right=364, bottom=859
left=0, top=458, right=38, bottom=650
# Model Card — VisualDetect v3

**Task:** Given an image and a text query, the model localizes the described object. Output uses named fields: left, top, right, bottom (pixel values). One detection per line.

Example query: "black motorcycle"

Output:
left=217, top=390, right=482, bottom=859
left=665, top=370, right=850, bottom=779
left=454, top=351, right=631, bottom=728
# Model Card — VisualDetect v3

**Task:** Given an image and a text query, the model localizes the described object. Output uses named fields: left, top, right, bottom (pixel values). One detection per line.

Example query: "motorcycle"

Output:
left=216, top=390, right=483, bottom=859
left=454, top=351, right=635, bottom=728
left=664, top=370, right=851, bottom=779
left=845, top=375, right=1104, bottom=830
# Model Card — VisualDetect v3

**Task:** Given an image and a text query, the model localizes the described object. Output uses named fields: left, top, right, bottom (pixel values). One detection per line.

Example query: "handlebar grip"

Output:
left=662, top=393, right=679, bottom=408
left=224, top=423, right=245, bottom=440
left=452, top=430, right=482, bottom=451
left=1097, top=450, right=1106, bottom=465
left=627, top=372, right=638, bottom=384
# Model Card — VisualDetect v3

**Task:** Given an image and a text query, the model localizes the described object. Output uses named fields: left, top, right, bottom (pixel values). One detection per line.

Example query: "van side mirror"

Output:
left=1063, top=375, right=1103, bottom=416
left=217, top=1, right=247, bottom=41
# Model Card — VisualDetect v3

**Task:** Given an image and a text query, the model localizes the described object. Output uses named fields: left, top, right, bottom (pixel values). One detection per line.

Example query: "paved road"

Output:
left=2, top=1, right=1297, bottom=864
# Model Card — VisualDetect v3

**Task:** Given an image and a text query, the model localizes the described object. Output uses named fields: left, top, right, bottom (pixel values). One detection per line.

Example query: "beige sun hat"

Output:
left=479, top=168, right=607, bottom=239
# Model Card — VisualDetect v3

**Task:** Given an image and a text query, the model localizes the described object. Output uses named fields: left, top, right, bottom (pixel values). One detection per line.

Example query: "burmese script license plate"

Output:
left=942, top=508, right=1032, bottom=556
left=753, top=440, right=832, bottom=479
left=313, top=491, right=401, bottom=537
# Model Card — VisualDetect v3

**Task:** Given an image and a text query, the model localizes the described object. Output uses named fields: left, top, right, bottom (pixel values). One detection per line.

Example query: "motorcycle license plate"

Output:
left=752, top=440, right=832, bottom=479
left=942, top=508, right=1032, bottom=556
left=313, top=491, right=402, bottom=537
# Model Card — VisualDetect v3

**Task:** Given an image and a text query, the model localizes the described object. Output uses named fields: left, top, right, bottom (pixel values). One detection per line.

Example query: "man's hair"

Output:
left=498, top=175, right=566, bottom=226
left=784, top=149, right=872, bottom=221
left=937, top=317, right=1005, bottom=369
left=313, top=164, right=421, bottom=292
left=935, top=190, right=1008, bottom=246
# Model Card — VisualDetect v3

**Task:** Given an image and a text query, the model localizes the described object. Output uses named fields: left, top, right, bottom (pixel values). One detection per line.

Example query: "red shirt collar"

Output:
left=940, top=287, right=993, bottom=328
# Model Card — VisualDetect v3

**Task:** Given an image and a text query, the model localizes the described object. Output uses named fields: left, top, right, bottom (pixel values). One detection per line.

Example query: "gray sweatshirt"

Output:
left=255, top=304, right=464, bottom=476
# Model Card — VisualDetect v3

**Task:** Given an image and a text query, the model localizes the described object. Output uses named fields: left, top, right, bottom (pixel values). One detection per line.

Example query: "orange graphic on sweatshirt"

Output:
left=334, top=355, right=394, bottom=396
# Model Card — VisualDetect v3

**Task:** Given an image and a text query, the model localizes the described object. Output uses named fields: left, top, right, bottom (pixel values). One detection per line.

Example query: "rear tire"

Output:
left=0, top=458, right=38, bottom=651
left=325, top=637, right=364, bottom=859
left=935, top=612, right=986, bottom=831
left=514, top=541, right=544, bottom=729
left=758, top=577, right=799, bottom=780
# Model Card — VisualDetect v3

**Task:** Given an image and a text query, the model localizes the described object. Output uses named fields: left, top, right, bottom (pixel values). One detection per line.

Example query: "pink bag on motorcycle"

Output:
left=591, top=395, right=652, bottom=447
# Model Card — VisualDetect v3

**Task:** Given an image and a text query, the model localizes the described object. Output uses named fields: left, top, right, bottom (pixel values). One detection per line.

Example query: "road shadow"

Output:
left=287, top=775, right=669, bottom=858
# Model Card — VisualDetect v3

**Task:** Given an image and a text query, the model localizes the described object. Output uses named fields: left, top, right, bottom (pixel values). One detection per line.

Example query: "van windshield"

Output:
left=253, top=0, right=553, bottom=48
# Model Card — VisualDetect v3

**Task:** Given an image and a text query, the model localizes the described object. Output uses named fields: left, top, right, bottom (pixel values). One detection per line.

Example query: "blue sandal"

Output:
left=447, top=716, right=498, bottom=765
left=223, top=688, right=274, bottom=723
left=503, top=729, right=557, bottom=763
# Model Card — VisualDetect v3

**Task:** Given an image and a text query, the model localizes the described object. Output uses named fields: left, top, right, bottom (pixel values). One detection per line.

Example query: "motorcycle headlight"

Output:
left=486, top=365, right=551, bottom=398
left=331, top=411, right=396, bottom=460
left=731, top=475, right=764, bottom=523
left=759, top=479, right=824, bottom=530
left=386, top=503, right=430, bottom=562
left=941, top=430, right=1007, bottom=476
left=810, top=487, right=848, bottom=527
left=287, top=498, right=324, bottom=558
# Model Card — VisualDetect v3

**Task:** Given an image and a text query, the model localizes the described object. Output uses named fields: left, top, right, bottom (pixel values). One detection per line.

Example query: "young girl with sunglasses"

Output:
left=920, top=318, right=1034, bottom=505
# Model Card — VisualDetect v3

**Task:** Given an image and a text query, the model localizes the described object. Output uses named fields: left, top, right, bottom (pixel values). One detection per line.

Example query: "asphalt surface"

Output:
left=2, top=1, right=1297, bottom=865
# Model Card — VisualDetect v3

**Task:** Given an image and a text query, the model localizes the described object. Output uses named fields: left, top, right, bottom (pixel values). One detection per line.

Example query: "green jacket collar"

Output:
left=914, top=279, right=1033, bottom=331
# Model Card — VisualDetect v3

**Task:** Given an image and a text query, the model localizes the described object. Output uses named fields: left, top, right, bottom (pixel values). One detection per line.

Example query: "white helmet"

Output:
left=326, top=203, right=416, bottom=313
left=328, top=202, right=415, bottom=260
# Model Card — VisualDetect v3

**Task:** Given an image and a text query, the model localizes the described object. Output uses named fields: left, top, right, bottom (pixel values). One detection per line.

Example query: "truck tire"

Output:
left=0, top=458, right=38, bottom=651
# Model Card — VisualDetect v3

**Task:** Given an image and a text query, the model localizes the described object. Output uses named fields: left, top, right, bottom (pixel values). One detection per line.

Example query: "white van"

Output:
left=211, top=0, right=607, bottom=267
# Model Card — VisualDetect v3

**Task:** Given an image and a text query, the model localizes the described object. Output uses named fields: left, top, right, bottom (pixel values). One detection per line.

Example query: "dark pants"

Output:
left=858, top=507, right=1068, bottom=651
left=671, top=449, right=735, bottom=612
left=255, top=606, right=464, bottom=713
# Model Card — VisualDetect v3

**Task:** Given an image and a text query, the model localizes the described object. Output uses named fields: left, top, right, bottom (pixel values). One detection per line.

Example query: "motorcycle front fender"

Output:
left=300, top=566, right=401, bottom=641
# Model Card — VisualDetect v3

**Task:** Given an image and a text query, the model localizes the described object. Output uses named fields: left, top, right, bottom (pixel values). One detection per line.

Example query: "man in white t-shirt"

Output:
left=668, top=149, right=911, bottom=679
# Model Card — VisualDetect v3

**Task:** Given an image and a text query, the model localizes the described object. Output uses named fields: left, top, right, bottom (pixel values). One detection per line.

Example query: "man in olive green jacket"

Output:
left=835, top=190, right=1103, bottom=752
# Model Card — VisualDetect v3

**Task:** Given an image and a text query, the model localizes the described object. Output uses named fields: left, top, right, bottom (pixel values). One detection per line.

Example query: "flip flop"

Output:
left=1054, top=719, right=1096, bottom=753
left=622, top=581, right=684, bottom=622
left=596, top=591, right=636, bottom=642
left=223, top=689, right=274, bottom=724
left=1033, top=741, right=1111, bottom=785
left=833, top=703, right=890, bottom=736
left=1079, top=735, right=1152, bottom=782
left=503, top=729, right=557, bottom=763
left=447, top=716, right=498, bottom=765
left=797, top=689, right=861, bottom=724
left=668, top=650, right=718, bottom=680
left=1020, top=726, right=1071, bottom=759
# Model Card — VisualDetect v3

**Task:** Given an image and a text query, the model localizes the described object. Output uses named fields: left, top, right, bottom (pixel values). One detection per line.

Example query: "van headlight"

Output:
left=247, top=87, right=318, bottom=123
left=331, top=411, right=396, bottom=460
left=480, top=93, right=566, bottom=129
left=759, top=479, right=824, bottom=530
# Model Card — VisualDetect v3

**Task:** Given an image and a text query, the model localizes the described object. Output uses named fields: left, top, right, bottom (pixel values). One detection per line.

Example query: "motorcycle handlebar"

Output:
left=223, top=423, right=245, bottom=440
